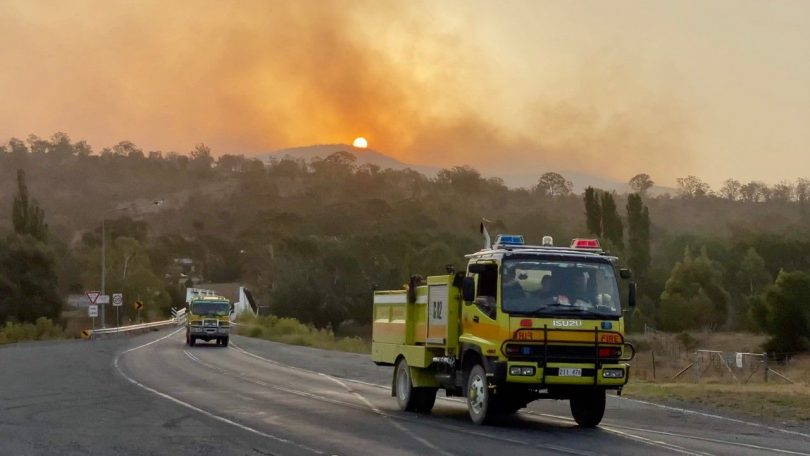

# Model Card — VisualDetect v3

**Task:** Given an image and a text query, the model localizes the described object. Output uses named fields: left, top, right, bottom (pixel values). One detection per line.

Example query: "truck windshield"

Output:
left=190, top=301, right=230, bottom=317
left=501, top=259, right=621, bottom=318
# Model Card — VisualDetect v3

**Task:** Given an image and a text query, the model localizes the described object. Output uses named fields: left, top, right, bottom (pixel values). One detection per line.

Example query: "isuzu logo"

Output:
left=553, top=320, right=582, bottom=327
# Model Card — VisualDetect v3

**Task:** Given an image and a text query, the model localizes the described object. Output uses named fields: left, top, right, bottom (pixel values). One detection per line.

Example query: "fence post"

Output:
left=763, top=352, right=769, bottom=383
left=694, top=351, right=700, bottom=383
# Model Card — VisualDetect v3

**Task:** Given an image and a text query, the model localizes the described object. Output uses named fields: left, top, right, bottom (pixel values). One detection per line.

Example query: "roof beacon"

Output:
left=494, top=234, right=525, bottom=248
left=571, top=238, right=600, bottom=249
left=541, top=235, right=554, bottom=246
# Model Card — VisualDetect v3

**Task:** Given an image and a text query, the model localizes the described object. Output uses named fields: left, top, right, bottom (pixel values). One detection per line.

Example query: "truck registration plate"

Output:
left=558, top=368, right=582, bottom=377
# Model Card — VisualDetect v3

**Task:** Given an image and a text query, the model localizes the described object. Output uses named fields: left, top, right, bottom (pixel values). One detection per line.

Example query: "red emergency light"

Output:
left=571, top=238, right=601, bottom=249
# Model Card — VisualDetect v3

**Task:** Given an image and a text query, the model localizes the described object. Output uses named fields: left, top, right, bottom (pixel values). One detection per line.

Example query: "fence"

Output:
left=672, top=349, right=793, bottom=384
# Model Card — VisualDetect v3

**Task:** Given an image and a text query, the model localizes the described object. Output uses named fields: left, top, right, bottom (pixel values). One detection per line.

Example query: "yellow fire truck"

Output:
left=372, top=232, right=636, bottom=426
left=186, top=295, right=232, bottom=347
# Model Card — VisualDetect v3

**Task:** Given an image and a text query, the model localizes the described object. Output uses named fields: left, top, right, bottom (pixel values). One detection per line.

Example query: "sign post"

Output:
left=134, top=300, right=144, bottom=324
left=112, top=293, right=123, bottom=327
left=85, top=291, right=101, bottom=335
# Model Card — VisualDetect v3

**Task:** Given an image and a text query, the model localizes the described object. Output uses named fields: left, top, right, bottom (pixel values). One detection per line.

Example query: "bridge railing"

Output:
left=84, top=307, right=186, bottom=339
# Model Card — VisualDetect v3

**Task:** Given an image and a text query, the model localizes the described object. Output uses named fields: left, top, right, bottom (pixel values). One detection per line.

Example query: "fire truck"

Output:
left=186, top=295, right=232, bottom=347
left=371, top=231, right=636, bottom=426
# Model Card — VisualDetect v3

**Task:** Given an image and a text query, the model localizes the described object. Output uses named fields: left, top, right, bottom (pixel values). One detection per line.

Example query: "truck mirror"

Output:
left=462, top=277, right=475, bottom=303
left=628, top=282, right=637, bottom=308
left=620, top=268, right=633, bottom=280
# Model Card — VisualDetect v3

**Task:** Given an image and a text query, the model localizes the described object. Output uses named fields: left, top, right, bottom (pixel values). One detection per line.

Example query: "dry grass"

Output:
left=623, top=330, right=810, bottom=423
left=623, top=382, right=810, bottom=423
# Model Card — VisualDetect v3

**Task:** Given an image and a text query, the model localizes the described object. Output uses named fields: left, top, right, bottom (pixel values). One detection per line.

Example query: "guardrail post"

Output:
left=763, top=352, right=769, bottom=383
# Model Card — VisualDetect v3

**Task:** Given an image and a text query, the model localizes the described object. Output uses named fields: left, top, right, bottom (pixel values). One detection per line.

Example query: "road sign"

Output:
left=112, top=293, right=123, bottom=307
left=134, top=300, right=144, bottom=311
left=97, top=295, right=110, bottom=305
left=81, top=329, right=92, bottom=339
left=86, top=291, right=101, bottom=305
left=88, top=304, right=99, bottom=318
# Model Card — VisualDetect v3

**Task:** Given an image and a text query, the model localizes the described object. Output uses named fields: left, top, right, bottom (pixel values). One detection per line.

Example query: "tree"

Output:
left=600, top=192, right=623, bottom=250
left=583, top=187, right=602, bottom=237
left=109, top=140, right=143, bottom=158
left=733, top=248, right=771, bottom=330
left=0, top=235, right=62, bottom=324
left=718, top=179, right=742, bottom=201
left=657, top=247, right=730, bottom=331
left=190, top=143, right=215, bottom=174
left=49, top=132, right=74, bottom=158
left=739, top=181, right=767, bottom=202
left=12, top=169, right=48, bottom=242
left=79, top=237, right=172, bottom=321
left=795, top=178, right=810, bottom=205
left=536, top=172, right=573, bottom=197
left=759, top=270, right=810, bottom=354
left=626, top=193, right=651, bottom=280
left=8, top=137, right=28, bottom=156
left=26, top=134, right=50, bottom=155
left=628, top=173, right=654, bottom=195
left=676, top=175, right=711, bottom=198
left=768, top=181, right=794, bottom=202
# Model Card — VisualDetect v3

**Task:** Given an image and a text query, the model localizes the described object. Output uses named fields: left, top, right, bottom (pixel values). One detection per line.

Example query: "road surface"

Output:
left=2, top=328, right=809, bottom=455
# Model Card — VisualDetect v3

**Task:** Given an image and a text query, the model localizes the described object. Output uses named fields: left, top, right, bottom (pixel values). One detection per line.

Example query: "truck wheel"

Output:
left=570, top=389, right=606, bottom=427
left=495, top=394, right=526, bottom=415
left=413, top=388, right=437, bottom=414
left=394, top=358, right=416, bottom=411
left=189, top=336, right=196, bottom=347
left=466, top=364, right=493, bottom=425
left=185, top=331, right=190, bottom=346
left=222, top=337, right=229, bottom=347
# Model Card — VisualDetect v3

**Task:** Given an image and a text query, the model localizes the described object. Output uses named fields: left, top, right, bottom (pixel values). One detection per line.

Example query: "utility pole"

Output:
left=99, top=199, right=163, bottom=328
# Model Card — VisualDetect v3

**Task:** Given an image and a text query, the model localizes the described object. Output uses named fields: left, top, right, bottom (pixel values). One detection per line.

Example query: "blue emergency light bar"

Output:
left=494, top=234, right=525, bottom=246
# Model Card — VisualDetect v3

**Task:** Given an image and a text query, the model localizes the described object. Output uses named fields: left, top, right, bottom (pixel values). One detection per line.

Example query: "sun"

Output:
left=352, top=137, right=368, bottom=148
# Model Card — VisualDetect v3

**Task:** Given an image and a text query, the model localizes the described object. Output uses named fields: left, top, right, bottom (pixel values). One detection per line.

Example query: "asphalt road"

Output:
left=3, top=328, right=810, bottom=455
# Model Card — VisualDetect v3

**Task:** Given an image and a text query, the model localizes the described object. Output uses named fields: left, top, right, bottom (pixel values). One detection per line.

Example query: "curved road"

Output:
left=3, top=328, right=810, bottom=455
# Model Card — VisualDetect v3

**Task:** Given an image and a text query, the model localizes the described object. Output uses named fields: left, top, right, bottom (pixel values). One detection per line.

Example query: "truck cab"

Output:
left=372, top=235, right=636, bottom=427
left=186, top=295, right=231, bottom=347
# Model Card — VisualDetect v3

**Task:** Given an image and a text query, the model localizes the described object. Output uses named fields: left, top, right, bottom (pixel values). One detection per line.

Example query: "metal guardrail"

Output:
left=84, top=308, right=187, bottom=339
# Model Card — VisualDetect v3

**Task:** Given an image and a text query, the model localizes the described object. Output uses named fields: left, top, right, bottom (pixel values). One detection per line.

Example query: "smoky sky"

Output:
left=0, top=0, right=699, bottom=182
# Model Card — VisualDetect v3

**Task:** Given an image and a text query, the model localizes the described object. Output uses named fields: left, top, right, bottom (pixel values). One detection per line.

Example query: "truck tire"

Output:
left=394, top=358, right=416, bottom=411
left=222, top=337, right=229, bottom=347
left=466, top=364, right=493, bottom=425
left=570, top=388, right=606, bottom=427
left=413, top=388, right=437, bottom=414
left=185, top=331, right=190, bottom=346
left=495, top=392, right=527, bottom=415
left=189, top=336, right=196, bottom=347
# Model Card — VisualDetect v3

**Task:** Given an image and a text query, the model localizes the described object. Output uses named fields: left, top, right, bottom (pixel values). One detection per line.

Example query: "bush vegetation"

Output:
left=0, top=317, right=65, bottom=345
left=234, top=314, right=369, bottom=353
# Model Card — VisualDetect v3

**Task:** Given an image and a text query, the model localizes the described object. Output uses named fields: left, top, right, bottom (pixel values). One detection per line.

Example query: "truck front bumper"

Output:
left=489, top=360, right=629, bottom=387
left=189, top=326, right=230, bottom=337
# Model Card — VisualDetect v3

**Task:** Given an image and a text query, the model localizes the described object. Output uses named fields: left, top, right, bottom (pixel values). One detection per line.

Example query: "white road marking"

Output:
left=114, top=330, right=325, bottom=455
left=320, top=373, right=455, bottom=456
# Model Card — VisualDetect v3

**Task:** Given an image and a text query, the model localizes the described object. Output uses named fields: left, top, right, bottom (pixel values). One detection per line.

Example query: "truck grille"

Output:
left=505, top=344, right=620, bottom=363
left=204, top=319, right=218, bottom=327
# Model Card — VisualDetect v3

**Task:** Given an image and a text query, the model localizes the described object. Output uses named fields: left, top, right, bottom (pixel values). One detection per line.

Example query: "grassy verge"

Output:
left=234, top=314, right=370, bottom=354
left=0, top=317, right=66, bottom=345
left=623, top=381, right=810, bottom=423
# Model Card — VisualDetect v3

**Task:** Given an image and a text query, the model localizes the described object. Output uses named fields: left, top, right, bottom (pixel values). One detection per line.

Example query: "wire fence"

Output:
left=641, top=324, right=796, bottom=384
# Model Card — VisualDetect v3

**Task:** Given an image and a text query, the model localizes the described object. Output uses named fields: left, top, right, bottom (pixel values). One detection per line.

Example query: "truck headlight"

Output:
left=602, top=368, right=624, bottom=378
left=509, top=366, right=535, bottom=376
